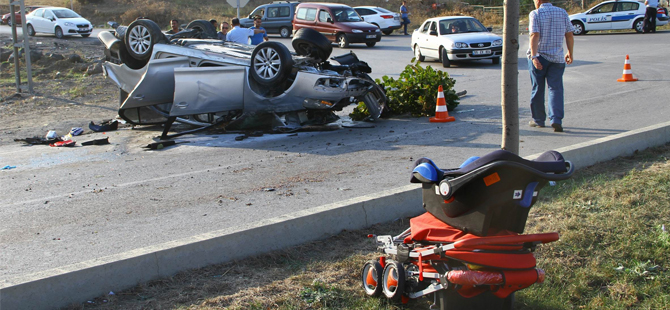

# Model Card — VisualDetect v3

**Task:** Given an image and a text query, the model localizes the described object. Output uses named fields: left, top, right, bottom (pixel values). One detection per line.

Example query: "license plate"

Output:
left=366, top=34, right=376, bottom=38
left=394, top=17, right=399, bottom=20
left=473, top=50, right=491, bottom=55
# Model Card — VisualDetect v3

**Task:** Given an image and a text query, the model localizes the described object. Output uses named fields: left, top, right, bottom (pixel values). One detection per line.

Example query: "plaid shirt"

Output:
left=527, top=3, right=573, bottom=63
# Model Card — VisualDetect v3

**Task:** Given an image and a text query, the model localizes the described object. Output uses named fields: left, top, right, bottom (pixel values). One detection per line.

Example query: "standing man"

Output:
left=527, top=0, right=574, bottom=133
left=166, top=19, right=181, bottom=34
left=400, top=1, right=410, bottom=35
left=218, top=22, right=229, bottom=41
left=643, top=0, right=658, bottom=33
left=226, top=18, right=266, bottom=44
left=249, top=15, right=269, bottom=45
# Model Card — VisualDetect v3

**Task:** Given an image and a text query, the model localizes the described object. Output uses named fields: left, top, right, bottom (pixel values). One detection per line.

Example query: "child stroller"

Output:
left=361, top=150, right=573, bottom=309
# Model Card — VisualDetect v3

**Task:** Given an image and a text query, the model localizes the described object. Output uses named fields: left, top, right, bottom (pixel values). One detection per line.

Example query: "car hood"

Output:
left=344, top=21, right=379, bottom=30
left=441, top=32, right=501, bottom=43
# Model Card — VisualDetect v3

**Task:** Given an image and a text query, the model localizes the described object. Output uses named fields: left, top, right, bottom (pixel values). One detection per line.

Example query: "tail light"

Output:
left=380, top=15, right=394, bottom=19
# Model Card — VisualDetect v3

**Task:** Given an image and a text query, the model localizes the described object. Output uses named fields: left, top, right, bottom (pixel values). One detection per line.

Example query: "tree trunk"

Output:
left=501, top=0, right=520, bottom=154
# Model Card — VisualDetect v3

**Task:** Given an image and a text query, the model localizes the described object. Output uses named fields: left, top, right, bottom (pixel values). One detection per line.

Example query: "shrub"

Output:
left=350, top=58, right=459, bottom=120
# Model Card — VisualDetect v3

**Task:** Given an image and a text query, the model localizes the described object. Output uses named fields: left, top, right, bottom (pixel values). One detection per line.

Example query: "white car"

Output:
left=569, top=0, right=668, bottom=35
left=353, top=6, right=401, bottom=35
left=26, top=7, right=93, bottom=39
left=411, top=16, right=502, bottom=68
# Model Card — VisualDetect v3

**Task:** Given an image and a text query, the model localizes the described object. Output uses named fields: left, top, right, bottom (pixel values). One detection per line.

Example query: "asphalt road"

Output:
left=1, top=29, right=669, bottom=280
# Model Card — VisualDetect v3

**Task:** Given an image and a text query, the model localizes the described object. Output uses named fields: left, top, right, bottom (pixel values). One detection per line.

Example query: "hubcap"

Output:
left=129, top=25, right=151, bottom=55
left=339, top=36, right=346, bottom=47
left=253, top=47, right=281, bottom=79
left=415, top=46, right=421, bottom=59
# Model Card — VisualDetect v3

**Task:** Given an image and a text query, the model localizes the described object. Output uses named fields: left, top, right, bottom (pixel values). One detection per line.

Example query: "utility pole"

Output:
left=500, top=0, right=520, bottom=154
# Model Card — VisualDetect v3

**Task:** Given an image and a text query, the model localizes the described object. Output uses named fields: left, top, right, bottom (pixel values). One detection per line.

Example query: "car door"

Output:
left=29, top=8, right=45, bottom=32
left=42, top=9, right=55, bottom=33
left=415, top=21, right=436, bottom=57
left=584, top=2, right=615, bottom=30
left=316, top=8, right=336, bottom=41
left=263, top=6, right=283, bottom=33
left=612, top=1, right=641, bottom=30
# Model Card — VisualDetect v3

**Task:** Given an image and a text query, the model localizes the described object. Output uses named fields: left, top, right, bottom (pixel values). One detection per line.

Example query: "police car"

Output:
left=569, top=0, right=668, bottom=34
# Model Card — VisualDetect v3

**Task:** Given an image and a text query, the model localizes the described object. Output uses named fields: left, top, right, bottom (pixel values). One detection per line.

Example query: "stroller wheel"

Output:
left=382, top=260, right=406, bottom=301
left=361, top=260, right=383, bottom=297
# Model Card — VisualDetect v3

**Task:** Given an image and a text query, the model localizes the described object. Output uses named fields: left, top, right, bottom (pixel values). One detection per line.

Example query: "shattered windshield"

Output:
left=332, top=8, right=362, bottom=22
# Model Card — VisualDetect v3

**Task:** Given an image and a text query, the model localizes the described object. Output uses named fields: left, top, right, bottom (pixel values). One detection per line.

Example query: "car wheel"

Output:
left=186, top=19, right=217, bottom=39
left=81, top=33, right=91, bottom=38
left=414, top=44, right=425, bottom=62
left=440, top=47, right=450, bottom=68
left=27, top=24, right=35, bottom=36
left=291, top=27, right=332, bottom=62
left=634, top=18, right=644, bottom=33
left=7, top=19, right=12, bottom=27
left=492, top=56, right=500, bottom=64
left=337, top=33, right=349, bottom=48
left=55, top=26, right=64, bottom=39
left=571, top=21, right=585, bottom=35
left=366, top=42, right=376, bottom=47
left=125, top=19, right=165, bottom=61
left=382, top=29, right=393, bottom=35
left=250, top=41, right=294, bottom=86
left=279, top=26, right=291, bottom=38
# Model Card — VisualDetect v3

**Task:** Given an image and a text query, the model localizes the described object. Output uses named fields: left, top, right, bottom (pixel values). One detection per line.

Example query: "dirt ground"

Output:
left=0, top=33, right=121, bottom=147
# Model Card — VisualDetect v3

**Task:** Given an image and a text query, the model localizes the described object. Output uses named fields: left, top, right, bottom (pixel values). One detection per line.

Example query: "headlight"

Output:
left=452, top=42, right=468, bottom=48
left=492, top=39, right=502, bottom=46
left=352, top=29, right=363, bottom=33
left=64, top=22, right=74, bottom=27
left=375, top=28, right=380, bottom=32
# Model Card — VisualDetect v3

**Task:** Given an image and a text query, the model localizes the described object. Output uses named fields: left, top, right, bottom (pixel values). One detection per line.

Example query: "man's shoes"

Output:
left=551, top=123, right=563, bottom=132
left=529, top=120, right=545, bottom=128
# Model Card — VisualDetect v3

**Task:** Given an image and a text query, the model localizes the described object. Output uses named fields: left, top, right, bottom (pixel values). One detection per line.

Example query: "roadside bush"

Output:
left=350, top=58, right=459, bottom=120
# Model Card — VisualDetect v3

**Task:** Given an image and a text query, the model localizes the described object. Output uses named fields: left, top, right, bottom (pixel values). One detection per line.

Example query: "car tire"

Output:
left=55, top=26, right=64, bottom=39
left=440, top=47, right=450, bottom=68
left=186, top=19, right=217, bottom=39
left=81, top=34, right=91, bottom=38
left=492, top=56, right=500, bottom=64
left=337, top=33, right=349, bottom=48
left=414, top=44, right=425, bottom=62
left=125, top=19, right=165, bottom=61
left=366, top=42, right=376, bottom=47
left=279, top=26, right=291, bottom=38
left=7, top=20, right=12, bottom=27
left=382, top=29, right=393, bottom=35
left=27, top=24, right=35, bottom=36
left=634, top=18, right=644, bottom=33
left=571, top=21, right=585, bottom=35
left=291, top=27, right=332, bottom=62
left=250, top=41, right=294, bottom=86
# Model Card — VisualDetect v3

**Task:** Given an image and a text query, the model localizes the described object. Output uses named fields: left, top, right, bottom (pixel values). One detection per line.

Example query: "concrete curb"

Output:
left=2, top=121, right=670, bottom=310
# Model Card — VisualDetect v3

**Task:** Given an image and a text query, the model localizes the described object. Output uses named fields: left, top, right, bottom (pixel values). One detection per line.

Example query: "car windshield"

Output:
left=439, top=18, right=487, bottom=35
left=52, top=9, right=81, bottom=19
left=332, top=8, right=362, bottom=22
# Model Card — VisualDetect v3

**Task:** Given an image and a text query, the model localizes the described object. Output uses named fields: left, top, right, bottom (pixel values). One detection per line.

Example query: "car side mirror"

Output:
left=430, top=30, right=437, bottom=36
left=327, top=17, right=333, bottom=23
left=361, top=16, right=364, bottom=20
left=487, top=27, right=492, bottom=32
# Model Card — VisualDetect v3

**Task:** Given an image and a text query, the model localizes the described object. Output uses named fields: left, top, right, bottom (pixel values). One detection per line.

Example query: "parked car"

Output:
left=240, top=1, right=300, bottom=38
left=25, top=7, right=92, bottom=38
left=293, top=2, right=381, bottom=48
left=569, top=0, right=668, bottom=34
left=353, top=6, right=401, bottom=35
left=97, top=19, right=386, bottom=138
left=1, top=5, right=44, bottom=26
left=411, top=16, right=502, bottom=67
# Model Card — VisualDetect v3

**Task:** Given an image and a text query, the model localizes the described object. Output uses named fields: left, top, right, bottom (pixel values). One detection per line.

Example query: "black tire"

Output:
left=440, top=47, right=450, bottom=68
left=250, top=41, right=294, bottom=86
left=186, top=19, right=217, bottom=39
left=634, top=18, right=644, bottom=33
left=382, top=29, right=393, bottom=35
left=337, top=33, right=349, bottom=48
left=292, top=28, right=332, bottom=62
left=571, top=20, right=585, bottom=35
left=81, top=33, right=91, bottom=38
left=492, top=56, right=500, bottom=64
left=55, top=26, right=63, bottom=39
left=361, top=260, right=383, bottom=297
left=414, top=44, right=425, bottom=62
left=117, top=40, right=150, bottom=69
left=125, top=19, right=165, bottom=61
left=27, top=24, right=35, bottom=36
left=366, top=42, right=376, bottom=47
left=279, top=26, right=291, bottom=38
left=381, top=261, right=405, bottom=301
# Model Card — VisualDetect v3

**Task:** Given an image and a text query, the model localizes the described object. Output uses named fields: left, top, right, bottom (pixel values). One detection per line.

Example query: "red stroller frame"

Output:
left=361, top=150, right=573, bottom=310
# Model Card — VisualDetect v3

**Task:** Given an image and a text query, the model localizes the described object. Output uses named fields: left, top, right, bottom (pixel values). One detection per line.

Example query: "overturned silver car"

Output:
left=98, top=19, right=387, bottom=138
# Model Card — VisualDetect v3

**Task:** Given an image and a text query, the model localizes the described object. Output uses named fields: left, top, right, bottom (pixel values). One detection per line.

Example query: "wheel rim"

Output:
left=415, top=46, right=421, bottom=59
left=362, top=263, right=379, bottom=294
left=338, top=36, right=346, bottom=47
left=253, top=46, right=281, bottom=80
left=281, top=28, right=289, bottom=37
left=573, top=23, right=582, bottom=34
left=56, top=28, right=62, bottom=38
left=635, top=21, right=643, bottom=32
left=129, top=25, right=152, bottom=55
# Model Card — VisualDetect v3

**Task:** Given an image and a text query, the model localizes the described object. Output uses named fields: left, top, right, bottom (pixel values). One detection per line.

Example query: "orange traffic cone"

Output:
left=617, top=55, right=638, bottom=82
left=429, top=85, right=455, bottom=123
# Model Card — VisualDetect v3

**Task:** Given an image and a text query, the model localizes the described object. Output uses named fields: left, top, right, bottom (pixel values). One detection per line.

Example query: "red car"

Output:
left=1, top=5, right=44, bottom=26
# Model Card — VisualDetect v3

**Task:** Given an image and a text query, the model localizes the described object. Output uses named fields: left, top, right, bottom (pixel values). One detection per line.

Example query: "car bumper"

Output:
left=447, top=46, right=503, bottom=60
left=345, top=32, right=382, bottom=43
left=64, top=26, right=93, bottom=35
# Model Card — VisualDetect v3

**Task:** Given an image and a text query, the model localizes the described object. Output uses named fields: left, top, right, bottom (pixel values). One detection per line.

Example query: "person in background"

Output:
left=400, top=1, right=410, bottom=35
left=249, top=15, right=269, bottom=45
left=527, top=0, right=574, bottom=133
left=643, top=0, right=658, bottom=33
left=209, top=19, right=218, bottom=30
left=166, top=19, right=181, bottom=34
left=226, top=18, right=266, bottom=44
left=218, top=22, right=229, bottom=41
